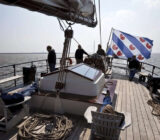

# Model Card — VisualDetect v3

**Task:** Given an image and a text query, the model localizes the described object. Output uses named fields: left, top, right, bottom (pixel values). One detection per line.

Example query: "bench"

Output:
left=105, top=68, right=112, bottom=79
left=138, top=72, right=149, bottom=82
left=0, top=75, right=23, bottom=84
left=0, top=96, right=31, bottom=131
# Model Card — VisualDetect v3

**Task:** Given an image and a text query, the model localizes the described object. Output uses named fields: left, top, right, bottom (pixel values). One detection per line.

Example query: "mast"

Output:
left=98, top=0, right=102, bottom=45
left=106, top=28, right=113, bottom=53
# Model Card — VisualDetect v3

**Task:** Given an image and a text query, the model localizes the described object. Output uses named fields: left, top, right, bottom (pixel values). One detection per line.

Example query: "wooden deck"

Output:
left=1, top=79, right=160, bottom=140
left=114, top=79, right=160, bottom=140
left=80, top=79, right=160, bottom=140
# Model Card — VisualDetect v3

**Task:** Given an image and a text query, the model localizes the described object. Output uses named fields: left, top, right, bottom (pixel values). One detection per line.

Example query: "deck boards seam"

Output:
left=126, top=80, right=134, bottom=140
left=134, top=82, right=148, bottom=140
left=130, top=81, right=141, bottom=140
left=140, top=85, right=160, bottom=139
left=141, top=86, right=160, bottom=134
left=138, top=84, right=157, bottom=139
left=120, top=80, right=127, bottom=140
left=136, top=83, right=154, bottom=139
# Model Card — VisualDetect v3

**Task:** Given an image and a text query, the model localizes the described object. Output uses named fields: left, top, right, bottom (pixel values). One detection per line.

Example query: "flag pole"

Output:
left=106, top=28, right=113, bottom=53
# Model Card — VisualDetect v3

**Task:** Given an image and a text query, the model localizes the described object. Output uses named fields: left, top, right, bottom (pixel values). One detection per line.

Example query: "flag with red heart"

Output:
left=106, top=28, right=153, bottom=61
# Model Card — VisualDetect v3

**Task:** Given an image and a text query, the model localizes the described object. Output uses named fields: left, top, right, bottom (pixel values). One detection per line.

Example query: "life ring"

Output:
left=66, top=58, right=72, bottom=65
left=60, top=58, right=72, bottom=65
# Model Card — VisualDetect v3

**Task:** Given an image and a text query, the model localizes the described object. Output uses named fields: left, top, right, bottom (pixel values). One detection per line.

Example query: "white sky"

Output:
left=0, top=0, right=160, bottom=54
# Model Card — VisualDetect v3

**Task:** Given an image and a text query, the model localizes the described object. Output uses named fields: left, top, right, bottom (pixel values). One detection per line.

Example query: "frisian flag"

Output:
left=106, top=29, right=153, bottom=61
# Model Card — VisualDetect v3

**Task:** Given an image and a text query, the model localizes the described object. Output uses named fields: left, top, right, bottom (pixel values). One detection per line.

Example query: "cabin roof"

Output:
left=43, top=63, right=103, bottom=81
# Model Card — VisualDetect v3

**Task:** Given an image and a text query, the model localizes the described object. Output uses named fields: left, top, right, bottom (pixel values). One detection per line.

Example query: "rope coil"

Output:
left=17, top=114, right=74, bottom=140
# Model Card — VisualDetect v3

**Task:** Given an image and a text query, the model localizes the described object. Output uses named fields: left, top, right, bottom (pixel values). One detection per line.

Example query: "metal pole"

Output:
left=46, top=60, right=48, bottom=73
left=152, top=66, right=155, bottom=76
left=98, top=0, right=102, bottom=45
left=106, top=28, right=113, bottom=52
left=13, top=64, right=16, bottom=87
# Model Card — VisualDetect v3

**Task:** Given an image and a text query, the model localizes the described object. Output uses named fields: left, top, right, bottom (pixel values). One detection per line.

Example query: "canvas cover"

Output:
left=0, top=0, right=96, bottom=27
left=33, top=0, right=94, bottom=17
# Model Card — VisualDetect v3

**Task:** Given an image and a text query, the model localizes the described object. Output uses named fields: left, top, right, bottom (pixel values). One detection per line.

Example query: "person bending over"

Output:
left=75, top=45, right=89, bottom=64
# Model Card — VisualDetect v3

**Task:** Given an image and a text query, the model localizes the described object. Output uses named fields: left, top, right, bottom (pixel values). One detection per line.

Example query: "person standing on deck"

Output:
left=128, top=55, right=141, bottom=81
left=75, top=45, right=89, bottom=64
left=97, top=44, right=106, bottom=56
left=47, top=45, right=56, bottom=72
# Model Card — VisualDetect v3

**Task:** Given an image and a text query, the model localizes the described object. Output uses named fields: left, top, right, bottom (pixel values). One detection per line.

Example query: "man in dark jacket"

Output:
left=97, top=44, right=106, bottom=56
left=75, top=45, right=89, bottom=64
left=47, top=45, right=56, bottom=72
left=128, top=55, right=140, bottom=81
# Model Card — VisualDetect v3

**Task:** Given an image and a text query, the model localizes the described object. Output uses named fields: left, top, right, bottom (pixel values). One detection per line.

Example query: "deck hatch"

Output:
left=71, top=64, right=99, bottom=80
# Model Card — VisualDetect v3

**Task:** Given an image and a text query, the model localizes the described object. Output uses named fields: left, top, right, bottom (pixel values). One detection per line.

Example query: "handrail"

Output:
left=0, top=56, right=159, bottom=90
left=0, top=56, right=74, bottom=88
left=0, top=59, right=47, bottom=68
left=111, top=57, right=160, bottom=70
left=111, top=57, right=160, bottom=76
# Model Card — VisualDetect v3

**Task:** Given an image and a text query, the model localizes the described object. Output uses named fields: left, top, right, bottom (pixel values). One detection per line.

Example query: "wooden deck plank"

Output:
left=115, top=80, right=125, bottom=140
left=120, top=80, right=127, bottom=140
left=115, top=79, right=120, bottom=109
left=126, top=80, right=133, bottom=140
left=0, top=75, right=22, bottom=84
left=129, top=81, right=141, bottom=140
left=141, top=86, right=160, bottom=133
left=67, top=119, right=84, bottom=140
left=133, top=82, right=148, bottom=140
left=139, top=84, right=160, bottom=139
left=135, top=83, right=155, bottom=140
left=116, top=80, right=123, bottom=112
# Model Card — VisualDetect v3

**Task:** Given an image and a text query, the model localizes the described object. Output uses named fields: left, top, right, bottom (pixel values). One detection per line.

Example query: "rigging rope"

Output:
left=147, top=99, right=160, bottom=119
left=17, top=114, right=74, bottom=140
left=55, top=26, right=73, bottom=91
left=57, top=18, right=80, bottom=45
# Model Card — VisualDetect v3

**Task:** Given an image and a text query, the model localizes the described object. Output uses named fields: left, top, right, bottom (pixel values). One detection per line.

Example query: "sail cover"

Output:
left=107, top=28, right=153, bottom=61
left=0, top=0, right=97, bottom=27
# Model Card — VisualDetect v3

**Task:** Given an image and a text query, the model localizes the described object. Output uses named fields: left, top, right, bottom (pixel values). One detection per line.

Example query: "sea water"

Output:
left=0, top=53, right=160, bottom=77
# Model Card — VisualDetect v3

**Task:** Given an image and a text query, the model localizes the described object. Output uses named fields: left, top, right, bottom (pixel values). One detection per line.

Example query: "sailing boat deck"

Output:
left=114, top=79, right=160, bottom=140
left=80, top=78, right=160, bottom=140
left=1, top=78, right=160, bottom=140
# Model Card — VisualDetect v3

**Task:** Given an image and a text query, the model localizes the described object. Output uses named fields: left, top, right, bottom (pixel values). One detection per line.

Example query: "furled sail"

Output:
left=0, top=0, right=97, bottom=27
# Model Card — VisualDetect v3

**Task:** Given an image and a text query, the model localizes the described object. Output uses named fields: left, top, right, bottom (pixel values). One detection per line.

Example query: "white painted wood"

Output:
left=84, top=106, right=97, bottom=123
left=39, top=65, right=105, bottom=97
left=0, top=75, right=22, bottom=84
left=0, top=96, right=31, bottom=131
left=30, top=95, right=101, bottom=116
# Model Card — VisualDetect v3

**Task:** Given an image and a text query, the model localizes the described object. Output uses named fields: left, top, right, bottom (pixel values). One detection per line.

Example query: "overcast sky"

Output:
left=0, top=0, right=160, bottom=54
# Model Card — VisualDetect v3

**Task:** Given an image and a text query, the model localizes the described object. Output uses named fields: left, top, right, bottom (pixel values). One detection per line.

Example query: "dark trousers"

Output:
left=76, top=59, right=83, bottom=64
left=49, top=63, right=55, bottom=72
left=129, top=69, right=137, bottom=80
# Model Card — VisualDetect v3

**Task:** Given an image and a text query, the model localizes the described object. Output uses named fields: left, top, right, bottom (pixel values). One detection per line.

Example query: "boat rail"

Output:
left=0, top=56, right=159, bottom=90
left=110, top=57, right=160, bottom=76
left=0, top=57, right=75, bottom=89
